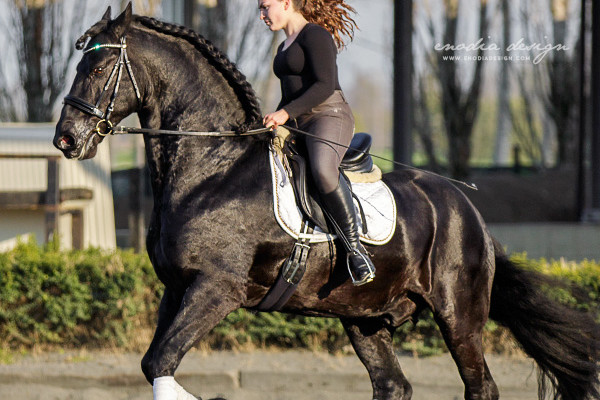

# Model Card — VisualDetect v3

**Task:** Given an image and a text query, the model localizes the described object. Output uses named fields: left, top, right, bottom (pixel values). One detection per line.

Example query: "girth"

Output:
left=255, top=220, right=313, bottom=311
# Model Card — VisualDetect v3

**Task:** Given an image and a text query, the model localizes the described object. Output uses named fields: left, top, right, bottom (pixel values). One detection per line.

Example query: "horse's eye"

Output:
left=93, top=67, right=105, bottom=75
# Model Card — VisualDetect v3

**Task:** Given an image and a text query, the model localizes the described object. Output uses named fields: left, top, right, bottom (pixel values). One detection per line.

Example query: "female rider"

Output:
left=259, top=0, right=375, bottom=286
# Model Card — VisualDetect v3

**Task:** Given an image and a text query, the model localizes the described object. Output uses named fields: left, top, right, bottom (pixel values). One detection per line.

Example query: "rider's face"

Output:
left=258, top=0, right=289, bottom=32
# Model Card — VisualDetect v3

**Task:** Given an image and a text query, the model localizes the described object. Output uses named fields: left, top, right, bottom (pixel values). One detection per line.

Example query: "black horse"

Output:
left=54, top=5, right=600, bottom=400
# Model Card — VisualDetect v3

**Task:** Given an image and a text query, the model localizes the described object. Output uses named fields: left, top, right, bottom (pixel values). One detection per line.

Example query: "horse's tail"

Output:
left=489, top=247, right=600, bottom=400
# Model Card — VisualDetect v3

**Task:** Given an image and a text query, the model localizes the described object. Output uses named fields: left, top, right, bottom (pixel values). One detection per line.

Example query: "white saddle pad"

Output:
left=269, top=146, right=396, bottom=245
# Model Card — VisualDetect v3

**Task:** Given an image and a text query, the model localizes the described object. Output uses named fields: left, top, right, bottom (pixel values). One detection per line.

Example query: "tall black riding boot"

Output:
left=321, top=176, right=375, bottom=286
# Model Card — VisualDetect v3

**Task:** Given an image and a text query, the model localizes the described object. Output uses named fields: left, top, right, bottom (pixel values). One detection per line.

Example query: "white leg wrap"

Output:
left=154, top=377, right=178, bottom=400
left=153, top=376, right=197, bottom=400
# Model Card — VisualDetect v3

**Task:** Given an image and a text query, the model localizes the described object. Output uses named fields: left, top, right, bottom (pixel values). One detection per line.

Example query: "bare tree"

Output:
left=0, top=60, right=20, bottom=121
left=414, top=0, right=490, bottom=178
left=510, top=0, right=580, bottom=168
left=546, top=0, right=579, bottom=166
left=510, top=71, right=545, bottom=166
left=434, top=0, right=490, bottom=178
left=413, top=74, right=442, bottom=172
left=0, top=0, right=95, bottom=122
left=494, top=0, right=512, bottom=165
left=412, top=1, right=445, bottom=172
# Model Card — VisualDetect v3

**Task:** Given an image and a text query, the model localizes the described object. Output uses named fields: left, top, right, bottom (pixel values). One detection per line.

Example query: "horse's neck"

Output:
left=133, top=29, right=254, bottom=194
left=138, top=74, right=231, bottom=133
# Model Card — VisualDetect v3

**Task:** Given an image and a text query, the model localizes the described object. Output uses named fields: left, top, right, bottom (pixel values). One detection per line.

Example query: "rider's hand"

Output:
left=263, top=109, right=290, bottom=129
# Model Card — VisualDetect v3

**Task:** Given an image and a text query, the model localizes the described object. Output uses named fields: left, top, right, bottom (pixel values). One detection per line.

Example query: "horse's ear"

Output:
left=102, top=6, right=112, bottom=21
left=110, top=2, right=133, bottom=38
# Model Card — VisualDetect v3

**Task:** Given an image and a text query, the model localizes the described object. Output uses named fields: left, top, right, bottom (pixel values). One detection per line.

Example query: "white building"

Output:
left=0, top=123, right=116, bottom=251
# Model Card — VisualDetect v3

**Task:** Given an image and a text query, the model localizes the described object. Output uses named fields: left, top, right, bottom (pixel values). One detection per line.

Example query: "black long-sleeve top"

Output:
left=273, top=23, right=342, bottom=119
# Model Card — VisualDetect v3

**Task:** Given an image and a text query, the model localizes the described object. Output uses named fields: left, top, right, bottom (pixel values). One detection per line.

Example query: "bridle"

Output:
left=62, top=34, right=272, bottom=141
left=63, top=36, right=142, bottom=136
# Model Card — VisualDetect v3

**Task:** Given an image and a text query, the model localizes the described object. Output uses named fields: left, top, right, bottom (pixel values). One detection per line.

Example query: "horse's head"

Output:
left=54, top=3, right=141, bottom=160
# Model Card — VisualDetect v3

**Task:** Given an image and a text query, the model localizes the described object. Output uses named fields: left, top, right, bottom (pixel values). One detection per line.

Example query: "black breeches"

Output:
left=295, top=91, right=355, bottom=194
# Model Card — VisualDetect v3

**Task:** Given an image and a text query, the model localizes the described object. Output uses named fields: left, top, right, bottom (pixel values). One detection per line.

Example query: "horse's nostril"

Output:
left=57, top=134, right=76, bottom=150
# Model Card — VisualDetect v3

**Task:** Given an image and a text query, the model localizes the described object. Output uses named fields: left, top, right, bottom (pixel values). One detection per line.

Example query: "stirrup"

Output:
left=346, top=250, right=375, bottom=286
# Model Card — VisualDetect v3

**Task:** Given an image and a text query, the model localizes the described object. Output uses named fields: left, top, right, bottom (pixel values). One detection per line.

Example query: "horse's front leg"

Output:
left=141, top=287, right=184, bottom=383
left=145, top=272, right=246, bottom=400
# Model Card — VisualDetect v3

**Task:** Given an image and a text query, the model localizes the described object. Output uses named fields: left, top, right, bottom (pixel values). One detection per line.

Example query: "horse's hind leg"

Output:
left=434, top=313, right=498, bottom=400
left=342, top=318, right=412, bottom=400
left=431, top=277, right=499, bottom=399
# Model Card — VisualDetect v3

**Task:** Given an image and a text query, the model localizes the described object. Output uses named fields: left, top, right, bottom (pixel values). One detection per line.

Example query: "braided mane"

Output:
left=134, top=16, right=263, bottom=132
left=77, top=14, right=263, bottom=133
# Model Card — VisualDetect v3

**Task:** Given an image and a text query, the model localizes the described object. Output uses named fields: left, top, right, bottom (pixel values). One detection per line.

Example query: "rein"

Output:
left=112, top=124, right=478, bottom=191
left=112, top=126, right=273, bottom=137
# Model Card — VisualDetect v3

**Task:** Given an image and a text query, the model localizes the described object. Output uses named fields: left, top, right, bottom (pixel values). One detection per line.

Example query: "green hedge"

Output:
left=0, top=239, right=598, bottom=355
left=0, top=238, right=161, bottom=348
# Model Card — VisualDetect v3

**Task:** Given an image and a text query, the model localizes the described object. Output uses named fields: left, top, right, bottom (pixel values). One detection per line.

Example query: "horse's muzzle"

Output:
left=54, top=118, right=89, bottom=159
left=54, top=133, right=76, bottom=151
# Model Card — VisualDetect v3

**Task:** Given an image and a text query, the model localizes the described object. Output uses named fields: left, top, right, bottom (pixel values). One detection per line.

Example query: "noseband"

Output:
left=63, top=36, right=141, bottom=136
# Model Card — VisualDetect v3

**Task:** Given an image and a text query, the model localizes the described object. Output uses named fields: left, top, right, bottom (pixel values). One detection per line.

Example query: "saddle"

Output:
left=280, top=129, right=375, bottom=233
left=257, top=128, right=392, bottom=311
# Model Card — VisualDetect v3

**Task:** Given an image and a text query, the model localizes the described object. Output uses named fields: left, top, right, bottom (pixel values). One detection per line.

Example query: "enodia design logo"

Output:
left=434, top=37, right=569, bottom=64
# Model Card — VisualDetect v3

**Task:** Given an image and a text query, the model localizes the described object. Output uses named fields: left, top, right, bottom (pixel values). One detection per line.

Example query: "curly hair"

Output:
left=291, top=0, right=357, bottom=49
